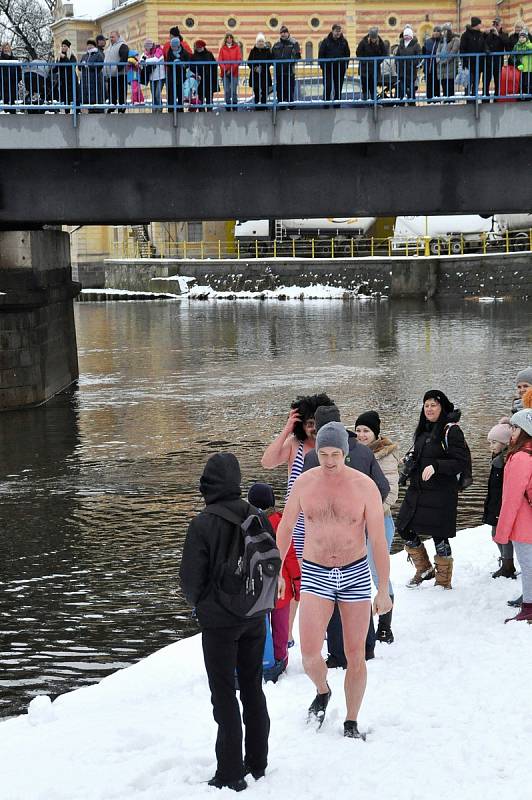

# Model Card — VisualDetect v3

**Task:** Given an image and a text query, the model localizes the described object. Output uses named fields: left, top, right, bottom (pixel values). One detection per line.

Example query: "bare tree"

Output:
left=0, top=0, right=57, bottom=60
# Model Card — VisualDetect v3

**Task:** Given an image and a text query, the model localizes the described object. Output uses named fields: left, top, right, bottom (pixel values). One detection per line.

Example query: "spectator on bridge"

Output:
left=356, top=27, right=387, bottom=101
left=318, top=24, right=351, bottom=104
left=484, top=18, right=509, bottom=98
left=436, top=23, right=460, bottom=101
left=52, top=39, right=78, bottom=112
left=396, top=26, right=422, bottom=101
left=422, top=25, right=442, bottom=100
left=515, top=29, right=532, bottom=98
left=248, top=34, right=272, bottom=108
left=166, top=36, right=190, bottom=111
left=272, top=26, right=301, bottom=107
left=0, top=42, right=22, bottom=112
left=507, top=22, right=532, bottom=65
left=218, top=33, right=242, bottom=110
left=140, top=39, right=165, bottom=112
left=190, top=40, right=218, bottom=110
left=163, top=27, right=192, bottom=60
left=104, top=30, right=129, bottom=112
left=126, top=49, right=144, bottom=105
left=79, top=39, right=105, bottom=111
left=380, top=41, right=398, bottom=99
left=460, top=18, right=487, bottom=100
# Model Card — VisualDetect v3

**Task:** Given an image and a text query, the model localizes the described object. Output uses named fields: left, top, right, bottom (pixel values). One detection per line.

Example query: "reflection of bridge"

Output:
left=1, top=104, right=532, bottom=226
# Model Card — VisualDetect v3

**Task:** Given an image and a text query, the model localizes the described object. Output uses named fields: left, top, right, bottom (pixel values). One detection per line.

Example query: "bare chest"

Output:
left=301, top=485, right=362, bottom=526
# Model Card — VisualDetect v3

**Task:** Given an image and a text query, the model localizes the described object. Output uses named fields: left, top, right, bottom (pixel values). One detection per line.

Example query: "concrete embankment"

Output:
left=91, top=252, right=532, bottom=299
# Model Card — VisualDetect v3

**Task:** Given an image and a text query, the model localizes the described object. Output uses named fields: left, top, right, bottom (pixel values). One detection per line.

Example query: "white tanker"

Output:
left=235, top=218, right=377, bottom=241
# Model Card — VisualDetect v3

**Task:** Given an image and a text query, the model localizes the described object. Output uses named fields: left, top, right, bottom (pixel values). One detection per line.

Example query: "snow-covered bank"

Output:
left=1, top=526, right=530, bottom=800
left=187, top=283, right=382, bottom=301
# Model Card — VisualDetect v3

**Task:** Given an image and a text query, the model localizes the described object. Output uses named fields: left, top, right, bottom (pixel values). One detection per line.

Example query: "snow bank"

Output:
left=1, top=526, right=529, bottom=800
left=187, top=283, right=380, bottom=301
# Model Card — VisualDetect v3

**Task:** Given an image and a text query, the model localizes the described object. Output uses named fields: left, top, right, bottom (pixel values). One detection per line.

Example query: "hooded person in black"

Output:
left=179, top=452, right=270, bottom=792
left=396, top=390, right=470, bottom=590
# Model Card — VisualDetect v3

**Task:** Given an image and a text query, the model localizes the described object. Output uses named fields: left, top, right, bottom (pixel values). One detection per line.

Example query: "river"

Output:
left=0, top=297, right=530, bottom=718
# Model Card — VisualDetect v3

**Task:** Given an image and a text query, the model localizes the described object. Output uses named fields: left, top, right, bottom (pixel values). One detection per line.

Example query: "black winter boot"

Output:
left=376, top=595, right=394, bottom=643
left=492, top=558, right=517, bottom=579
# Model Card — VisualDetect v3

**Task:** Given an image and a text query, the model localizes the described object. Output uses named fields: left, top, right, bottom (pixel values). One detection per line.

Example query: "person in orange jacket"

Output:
left=218, top=33, right=242, bottom=109
left=248, top=483, right=301, bottom=681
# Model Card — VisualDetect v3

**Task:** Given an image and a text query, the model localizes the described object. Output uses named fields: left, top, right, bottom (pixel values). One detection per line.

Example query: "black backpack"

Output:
left=205, top=503, right=281, bottom=619
left=444, top=423, right=474, bottom=491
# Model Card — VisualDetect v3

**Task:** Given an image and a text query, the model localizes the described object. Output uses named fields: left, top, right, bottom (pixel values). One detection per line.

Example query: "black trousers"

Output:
left=109, top=73, right=127, bottom=112
left=326, top=602, right=376, bottom=663
left=425, top=69, right=441, bottom=99
left=400, top=530, right=452, bottom=557
left=361, top=73, right=377, bottom=100
left=322, top=66, right=345, bottom=102
left=483, top=56, right=502, bottom=97
left=202, top=618, right=270, bottom=784
left=275, top=67, right=295, bottom=104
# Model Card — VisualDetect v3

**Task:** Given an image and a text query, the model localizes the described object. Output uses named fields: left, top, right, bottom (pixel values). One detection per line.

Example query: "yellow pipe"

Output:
left=255, top=240, right=259, bottom=259
left=237, top=240, right=241, bottom=260
left=218, top=240, right=221, bottom=259
left=292, top=239, right=295, bottom=258
left=331, top=237, right=335, bottom=258
left=312, top=239, right=315, bottom=258
left=350, top=238, right=354, bottom=258
left=505, top=230, right=510, bottom=254
left=371, top=237, right=374, bottom=257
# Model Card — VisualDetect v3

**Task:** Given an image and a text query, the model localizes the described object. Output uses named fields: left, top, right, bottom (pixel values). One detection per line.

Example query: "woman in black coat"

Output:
left=79, top=41, right=105, bottom=110
left=248, top=34, right=272, bottom=106
left=190, top=40, right=218, bottom=109
left=397, top=389, right=470, bottom=589
left=166, top=38, right=190, bottom=110
left=0, top=43, right=22, bottom=112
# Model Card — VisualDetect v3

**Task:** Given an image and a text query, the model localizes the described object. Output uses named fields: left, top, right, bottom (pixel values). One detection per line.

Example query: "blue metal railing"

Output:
left=0, top=53, right=531, bottom=120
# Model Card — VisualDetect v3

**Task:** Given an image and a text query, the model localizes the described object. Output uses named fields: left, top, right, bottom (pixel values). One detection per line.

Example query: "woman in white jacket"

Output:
left=140, top=39, right=165, bottom=111
left=355, top=411, right=399, bottom=643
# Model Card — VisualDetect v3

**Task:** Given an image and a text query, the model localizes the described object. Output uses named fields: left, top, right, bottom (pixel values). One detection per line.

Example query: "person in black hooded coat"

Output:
left=179, top=452, right=270, bottom=791
left=397, top=389, right=470, bottom=590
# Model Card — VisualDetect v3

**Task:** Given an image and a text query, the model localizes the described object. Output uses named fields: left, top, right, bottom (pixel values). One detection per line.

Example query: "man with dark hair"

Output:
left=356, top=26, right=387, bottom=100
left=460, top=17, right=487, bottom=100
left=484, top=17, right=508, bottom=98
left=319, top=24, right=350, bottom=104
left=180, top=453, right=270, bottom=792
left=271, top=25, right=300, bottom=106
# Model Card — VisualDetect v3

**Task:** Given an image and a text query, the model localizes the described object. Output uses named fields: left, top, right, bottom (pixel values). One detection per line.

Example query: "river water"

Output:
left=0, top=297, right=530, bottom=718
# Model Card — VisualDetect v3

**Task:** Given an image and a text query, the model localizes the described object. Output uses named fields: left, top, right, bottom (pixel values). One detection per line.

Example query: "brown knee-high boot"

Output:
left=405, top=543, right=435, bottom=587
left=434, top=555, right=453, bottom=589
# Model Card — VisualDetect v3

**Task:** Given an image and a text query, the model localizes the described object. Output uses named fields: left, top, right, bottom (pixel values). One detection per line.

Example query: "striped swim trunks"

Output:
left=301, top=556, right=371, bottom=603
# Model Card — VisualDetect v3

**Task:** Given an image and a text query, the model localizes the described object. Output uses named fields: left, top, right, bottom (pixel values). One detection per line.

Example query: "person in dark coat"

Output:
left=396, top=26, right=422, bottom=100
left=460, top=18, right=487, bottom=99
left=356, top=27, right=387, bottom=100
left=0, top=42, right=22, bottom=112
left=302, top=404, right=390, bottom=665
left=247, top=33, right=272, bottom=107
left=484, top=18, right=509, bottom=98
left=271, top=25, right=300, bottom=106
left=422, top=25, right=442, bottom=100
left=397, top=389, right=470, bottom=590
left=318, top=24, right=350, bottom=103
left=79, top=40, right=105, bottom=111
left=166, top=36, right=190, bottom=110
left=507, top=22, right=532, bottom=65
left=179, top=452, right=270, bottom=792
left=53, top=39, right=78, bottom=111
left=483, top=419, right=516, bottom=578
left=190, top=40, right=218, bottom=109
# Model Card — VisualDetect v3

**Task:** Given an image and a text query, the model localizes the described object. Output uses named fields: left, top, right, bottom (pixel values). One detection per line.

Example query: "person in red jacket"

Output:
left=162, top=26, right=192, bottom=60
left=495, top=409, right=532, bottom=622
left=248, top=483, right=301, bottom=681
left=218, top=33, right=242, bottom=109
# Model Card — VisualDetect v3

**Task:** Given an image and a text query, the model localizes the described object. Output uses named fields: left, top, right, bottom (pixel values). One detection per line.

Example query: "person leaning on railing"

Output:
left=139, top=39, right=165, bottom=112
left=515, top=28, right=532, bottom=99
left=247, top=33, right=272, bottom=108
left=484, top=17, right=509, bottom=98
left=0, top=42, right=22, bottom=112
left=356, top=27, right=387, bottom=101
left=166, top=36, right=190, bottom=111
left=459, top=17, right=487, bottom=100
left=104, top=30, right=129, bottom=112
left=395, top=26, right=421, bottom=101
left=436, top=23, right=460, bottom=101
left=318, top=24, right=350, bottom=104
left=218, top=33, right=242, bottom=110
left=422, top=25, right=442, bottom=100
left=190, top=40, right=218, bottom=110
left=52, top=39, right=78, bottom=112
left=271, top=26, right=300, bottom=107
left=79, top=39, right=105, bottom=112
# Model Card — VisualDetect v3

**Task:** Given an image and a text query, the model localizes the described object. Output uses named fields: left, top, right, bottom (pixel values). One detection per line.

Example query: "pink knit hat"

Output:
left=487, top=419, right=512, bottom=445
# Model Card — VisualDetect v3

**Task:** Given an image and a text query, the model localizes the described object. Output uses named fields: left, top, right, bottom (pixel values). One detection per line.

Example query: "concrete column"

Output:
left=0, top=230, right=81, bottom=410
left=391, top=259, right=439, bottom=299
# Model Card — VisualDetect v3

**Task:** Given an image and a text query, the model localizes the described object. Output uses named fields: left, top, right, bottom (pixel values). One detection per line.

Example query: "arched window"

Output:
left=305, top=40, right=313, bottom=59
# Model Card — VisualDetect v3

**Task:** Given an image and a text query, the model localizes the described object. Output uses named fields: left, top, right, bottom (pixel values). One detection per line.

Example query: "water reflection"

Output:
left=0, top=298, right=530, bottom=718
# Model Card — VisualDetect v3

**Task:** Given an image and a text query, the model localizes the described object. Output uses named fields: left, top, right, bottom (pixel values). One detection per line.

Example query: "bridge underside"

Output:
left=1, top=138, right=532, bottom=226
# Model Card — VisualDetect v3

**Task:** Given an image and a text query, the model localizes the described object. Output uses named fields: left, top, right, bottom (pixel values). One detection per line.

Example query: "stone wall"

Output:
left=0, top=231, right=80, bottom=410
left=103, top=252, right=531, bottom=299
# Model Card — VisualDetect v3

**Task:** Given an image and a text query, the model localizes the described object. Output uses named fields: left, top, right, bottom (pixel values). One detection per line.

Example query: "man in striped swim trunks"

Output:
left=276, top=421, right=392, bottom=739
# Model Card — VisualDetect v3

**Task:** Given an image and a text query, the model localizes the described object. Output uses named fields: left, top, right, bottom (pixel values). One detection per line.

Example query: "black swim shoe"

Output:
left=208, top=776, right=247, bottom=792
left=308, top=685, right=332, bottom=728
left=343, top=720, right=366, bottom=740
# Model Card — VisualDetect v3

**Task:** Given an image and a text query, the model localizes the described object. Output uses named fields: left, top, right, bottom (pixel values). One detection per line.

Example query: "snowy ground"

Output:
left=1, top=525, right=530, bottom=800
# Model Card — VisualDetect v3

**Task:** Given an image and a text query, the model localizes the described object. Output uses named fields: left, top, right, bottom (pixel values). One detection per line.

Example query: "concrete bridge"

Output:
left=1, top=103, right=532, bottom=226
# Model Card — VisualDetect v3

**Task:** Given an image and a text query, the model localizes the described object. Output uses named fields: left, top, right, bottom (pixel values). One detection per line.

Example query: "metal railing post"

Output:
left=371, top=237, right=374, bottom=257
left=218, top=240, right=222, bottom=259
left=255, top=240, right=259, bottom=259
left=505, top=230, right=510, bottom=253
left=331, top=237, right=334, bottom=258
left=237, top=240, right=241, bottom=259
left=311, top=239, right=315, bottom=258
left=350, top=238, right=354, bottom=258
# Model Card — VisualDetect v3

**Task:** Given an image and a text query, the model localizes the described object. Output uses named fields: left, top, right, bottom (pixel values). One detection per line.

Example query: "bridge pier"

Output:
left=0, top=230, right=80, bottom=411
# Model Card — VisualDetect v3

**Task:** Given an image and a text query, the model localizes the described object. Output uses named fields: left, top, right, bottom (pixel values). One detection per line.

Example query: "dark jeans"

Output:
left=326, top=602, right=376, bottom=664
left=483, top=55, right=502, bottom=97
left=441, top=78, right=455, bottom=101
left=361, top=73, right=377, bottom=100
left=520, top=72, right=532, bottom=100
left=425, top=69, right=441, bottom=100
left=275, top=66, right=295, bottom=104
left=109, top=73, right=127, bottom=112
left=202, top=618, right=270, bottom=784
left=401, top=531, right=452, bottom=557
left=322, top=65, right=345, bottom=102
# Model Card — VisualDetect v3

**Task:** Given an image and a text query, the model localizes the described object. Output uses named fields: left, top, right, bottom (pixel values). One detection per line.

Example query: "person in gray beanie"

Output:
left=512, top=368, right=532, bottom=412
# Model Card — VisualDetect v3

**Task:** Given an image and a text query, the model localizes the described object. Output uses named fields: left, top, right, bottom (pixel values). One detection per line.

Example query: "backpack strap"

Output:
left=204, top=503, right=245, bottom=526
left=443, top=422, right=459, bottom=450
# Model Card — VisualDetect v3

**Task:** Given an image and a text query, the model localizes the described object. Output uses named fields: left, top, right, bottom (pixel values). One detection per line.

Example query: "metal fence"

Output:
left=109, top=229, right=532, bottom=260
left=1, top=53, right=531, bottom=120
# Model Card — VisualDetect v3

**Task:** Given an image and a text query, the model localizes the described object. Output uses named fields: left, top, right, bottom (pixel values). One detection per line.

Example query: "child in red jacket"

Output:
left=248, top=482, right=301, bottom=681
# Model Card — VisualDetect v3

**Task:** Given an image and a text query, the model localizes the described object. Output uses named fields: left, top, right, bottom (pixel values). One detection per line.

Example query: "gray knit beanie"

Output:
left=510, top=409, right=532, bottom=437
left=516, top=367, right=532, bottom=385
left=316, top=421, right=349, bottom=456
left=315, top=404, right=341, bottom=431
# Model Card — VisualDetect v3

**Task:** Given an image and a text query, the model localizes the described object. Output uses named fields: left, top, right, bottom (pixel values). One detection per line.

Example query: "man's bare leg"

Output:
left=339, top=600, right=371, bottom=721
left=299, top=592, right=334, bottom=693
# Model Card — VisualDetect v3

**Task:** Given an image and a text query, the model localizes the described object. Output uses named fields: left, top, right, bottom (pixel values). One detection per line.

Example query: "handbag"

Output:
left=455, top=63, right=470, bottom=88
